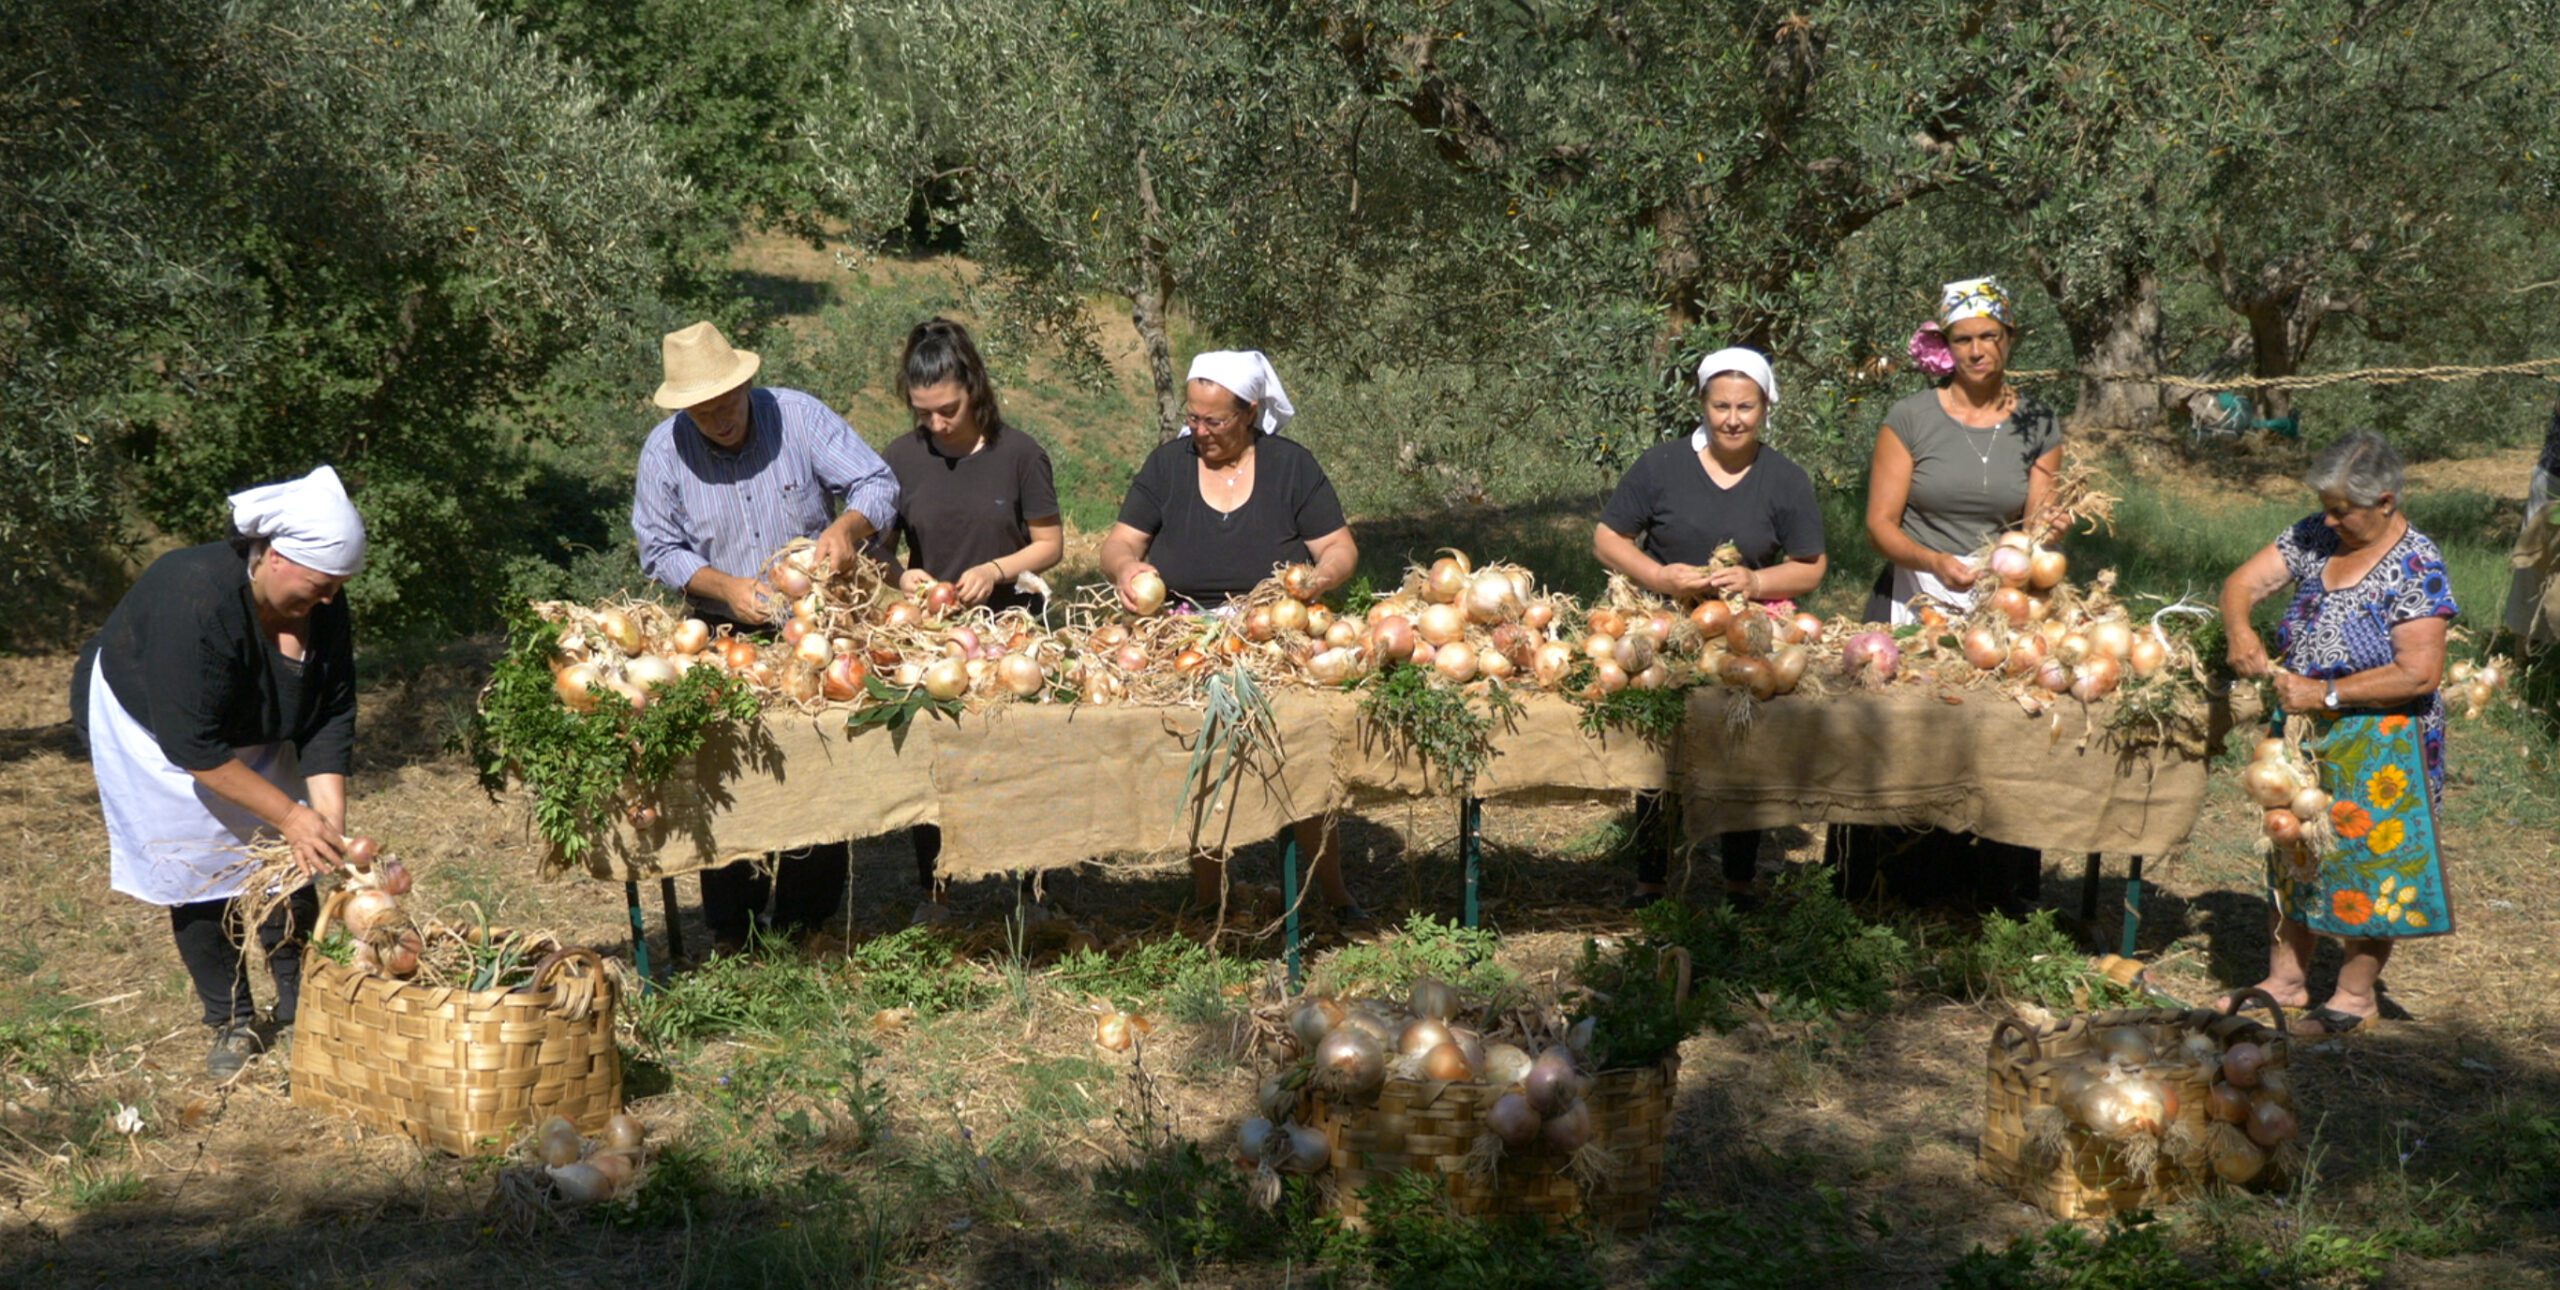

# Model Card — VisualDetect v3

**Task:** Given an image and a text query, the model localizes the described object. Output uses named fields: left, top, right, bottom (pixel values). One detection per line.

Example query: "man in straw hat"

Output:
left=632, top=320, right=899, bottom=953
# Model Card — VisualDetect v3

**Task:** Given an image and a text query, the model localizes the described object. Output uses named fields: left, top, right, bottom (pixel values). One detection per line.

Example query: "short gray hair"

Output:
left=2303, top=429, right=2405, bottom=507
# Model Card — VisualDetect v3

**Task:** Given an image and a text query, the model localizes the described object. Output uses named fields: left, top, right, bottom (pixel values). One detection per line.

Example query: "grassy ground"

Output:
left=2, top=248, right=2555, bottom=1287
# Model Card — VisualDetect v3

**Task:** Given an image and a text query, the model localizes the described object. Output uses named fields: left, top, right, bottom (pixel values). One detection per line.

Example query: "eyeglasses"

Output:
left=1182, top=411, right=1245, bottom=433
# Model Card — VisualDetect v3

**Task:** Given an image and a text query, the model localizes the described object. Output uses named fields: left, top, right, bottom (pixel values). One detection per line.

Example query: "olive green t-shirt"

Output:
left=1881, top=389, right=2062, bottom=556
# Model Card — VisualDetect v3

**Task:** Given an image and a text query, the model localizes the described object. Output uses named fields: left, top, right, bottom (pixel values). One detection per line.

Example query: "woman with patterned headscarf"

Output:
left=71, top=467, right=367, bottom=1078
left=1844, top=278, right=2064, bottom=912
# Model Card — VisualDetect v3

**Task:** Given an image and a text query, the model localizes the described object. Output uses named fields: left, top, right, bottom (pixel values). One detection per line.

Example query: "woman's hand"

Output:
left=897, top=568, right=934, bottom=595
left=1933, top=551, right=1980, bottom=591
left=952, top=563, right=1001, bottom=606
left=1115, top=561, right=1162, bottom=613
left=1657, top=563, right=1719, bottom=599
left=278, top=803, right=345, bottom=879
left=2271, top=669, right=2326, bottom=714
left=2227, top=627, right=2273, bottom=679
left=1703, top=566, right=1758, bottom=599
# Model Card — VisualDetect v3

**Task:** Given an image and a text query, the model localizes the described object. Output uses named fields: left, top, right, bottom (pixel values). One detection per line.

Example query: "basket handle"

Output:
left=308, top=887, right=353, bottom=945
left=528, top=948, right=607, bottom=1022
left=1657, top=946, right=1692, bottom=1007
left=2220, top=985, right=2288, bottom=1035
left=1991, top=1016, right=2042, bottom=1064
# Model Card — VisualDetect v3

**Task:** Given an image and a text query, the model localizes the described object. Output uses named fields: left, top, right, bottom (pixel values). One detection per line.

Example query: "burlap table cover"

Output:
left=1677, top=687, right=2207, bottom=855
left=553, top=693, right=1672, bottom=881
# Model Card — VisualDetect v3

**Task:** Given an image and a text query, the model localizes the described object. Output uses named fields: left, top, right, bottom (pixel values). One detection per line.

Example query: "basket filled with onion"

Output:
left=291, top=879, right=623, bottom=1156
left=1242, top=956, right=1688, bottom=1235
left=1980, top=989, right=2300, bottom=1219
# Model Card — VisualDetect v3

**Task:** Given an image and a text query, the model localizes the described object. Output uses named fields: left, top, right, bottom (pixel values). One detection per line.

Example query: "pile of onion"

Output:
left=2203, top=1039, right=2300, bottom=1185
left=533, top=1113, right=652, bottom=1204
left=2239, top=737, right=2326, bottom=854
left=2447, top=657, right=2510, bottom=720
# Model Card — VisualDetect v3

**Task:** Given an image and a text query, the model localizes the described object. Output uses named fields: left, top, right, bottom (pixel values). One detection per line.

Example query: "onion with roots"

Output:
left=1422, top=1042, right=1475, bottom=1081
left=1245, top=606, right=1277, bottom=642
left=1532, top=641, right=1575, bottom=687
left=1280, top=563, right=1322, bottom=601
left=2240, top=761, right=2299, bottom=808
left=1324, top=618, right=1362, bottom=650
left=922, top=658, right=969, bottom=701
left=1466, top=569, right=1521, bottom=624
left=1590, top=662, right=1630, bottom=695
left=1842, top=631, right=1901, bottom=685
left=996, top=653, right=1045, bottom=697
left=670, top=618, right=711, bottom=655
left=1523, top=1047, right=1581, bottom=1115
left=1307, top=648, right=1362, bottom=685
left=1399, top=1017, right=1454, bottom=1059
left=1483, top=1043, right=1533, bottom=1086
left=554, top=663, right=602, bottom=713
left=1789, top=611, right=1826, bottom=646
left=2070, top=654, right=2123, bottom=701
left=1290, top=999, right=1342, bottom=1050
left=1614, top=630, right=1656, bottom=675
left=1306, top=605, right=1336, bottom=637
left=2089, top=620, right=2134, bottom=661
left=1315, top=1027, right=1387, bottom=1098
left=1961, top=626, right=2007, bottom=671
left=340, top=889, right=400, bottom=936
left=1281, top=1124, right=1331, bottom=1174
left=1408, top=641, right=1437, bottom=670
left=792, top=632, right=833, bottom=668
left=2005, top=633, right=2047, bottom=675
left=2263, top=809, right=2303, bottom=844
left=597, top=609, right=643, bottom=654
left=2036, top=658, right=2073, bottom=693
left=1370, top=616, right=1417, bottom=662
left=2245, top=1098, right=2298, bottom=1147
left=1425, top=556, right=1469, bottom=604
left=1476, top=647, right=1515, bottom=680
left=1690, top=599, right=1733, bottom=638
left=2028, top=547, right=2068, bottom=590
left=1987, top=544, right=2032, bottom=587
left=343, top=834, right=381, bottom=872
left=2055, top=633, right=2092, bottom=667
left=1584, top=633, right=1618, bottom=665
left=1586, top=608, right=1627, bottom=639
left=1540, top=1100, right=1593, bottom=1153
left=2289, top=787, right=2331, bottom=821
left=1523, top=599, right=1556, bottom=630
left=2207, top=1081, right=2252, bottom=1125
left=2221, top=1042, right=2267, bottom=1089
left=374, top=858, right=413, bottom=897
left=1770, top=645, right=1810, bottom=694
left=1988, top=587, right=2033, bottom=626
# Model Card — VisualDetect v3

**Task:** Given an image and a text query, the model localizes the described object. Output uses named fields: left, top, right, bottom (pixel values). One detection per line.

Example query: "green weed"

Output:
left=60, top=1163, right=147, bottom=1211
left=1324, top=1171, right=1601, bottom=1290
left=1051, top=936, right=1253, bottom=1016
left=846, top=925, right=990, bottom=1016
left=626, top=943, right=850, bottom=1051
left=1314, top=913, right=1520, bottom=1007
left=1638, top=870, right=1916, bottom=1026
left=1648, top=1188, right=1886, bottom=1289
left=0, top=1015, right=104, bottom=1084
left=1934, top=910, right=2142, bottom=1011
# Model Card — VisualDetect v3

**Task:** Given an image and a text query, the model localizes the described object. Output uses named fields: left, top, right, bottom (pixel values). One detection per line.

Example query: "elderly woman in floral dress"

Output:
left=2220, top=430, right=2457, bottom=1033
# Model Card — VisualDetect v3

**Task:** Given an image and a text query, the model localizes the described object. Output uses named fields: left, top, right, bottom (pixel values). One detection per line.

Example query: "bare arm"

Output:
left=1864, top=428, right=1978, bottom=589
left=1100, top=522, right=1158, bottom=611
left=1302, top=526, right=1359, bottom=598
left=951, top=516, right=1068, bottom=606
left=1730, top=553, right=1828, bottom=601
left=2219, top=541, right=2290, bottom=677
left=2023, top=446, right=2064, bottom=540
left=2272, top=616, right=2449, bottom=714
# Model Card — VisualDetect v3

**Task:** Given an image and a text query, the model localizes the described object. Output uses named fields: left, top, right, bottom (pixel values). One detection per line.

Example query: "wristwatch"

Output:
left=2322, top=681, right=2341, bottom=710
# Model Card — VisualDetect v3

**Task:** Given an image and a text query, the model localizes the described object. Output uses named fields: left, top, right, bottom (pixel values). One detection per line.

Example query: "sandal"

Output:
left=2299, top=1005, right=2370, bottom=1034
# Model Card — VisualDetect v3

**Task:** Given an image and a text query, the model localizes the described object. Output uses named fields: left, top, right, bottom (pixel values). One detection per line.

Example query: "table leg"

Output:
left=658, top=877, right=685, bottom=965
left=1281, top=832, right=1302, bottom=992
left=2121, top=854, right=2146, bottom=958
left=623, top=880, right=656, bottom=992
left=1461, top=797, right=1484, bottom=930
left=2079, top=853, right=2103, bottom=925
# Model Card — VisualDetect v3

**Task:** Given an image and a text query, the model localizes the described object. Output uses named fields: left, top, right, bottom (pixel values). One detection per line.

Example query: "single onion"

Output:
left=1540, top=1100, right=1593, bottom=1153
left=2096, top=1027, right=2155, bottom=1066
left=602, top=1114, right=646, bottom=1153
left=537, top=1116, right=584, bottom=1167
left=1584, top=633, right=1618, bottom=664
left=1770, top=645, right=1810, bottom=694
left=823, top=654, right=866, bottom=701
left=2264, top=808, right=2302, bottom=844
left=893, top=660, right=924, bottom=689
left=1307, top=648, right=1360, bottom=685
left=2207, top=1081, right=2251, bottom=1125
left=2070, top=654, right=2123, bottom=701
left=2089, top=620, right=2134, bottom=661
left=1422, top=1042, right=1475, bottom=1082
left=2222, top=1042, right=2267, bottom=1089
left=1281, top=1124, right=1331, bottom=1174
left=1488, top=623, right=1533, bottom=663
left=780, top=663, right=821, bottom=704
left=781, top=616, right=809, bottom=646
left=1690, top=599, right=1733, bottom=638
left=997, top=653, right=1044, bottom=697
left=2245, top=1098, right=2298, bottom=1147
left=2036, top=658, right=2073, bottom=693
left=381, top=933, right=420, bottom=977
left=1961, top=626, right=2007, bottom=671
left=598, top=609, right=642, bottom=654
left=1790, top=612, right=1826, bottom=646
left=2289, top=787, right=2331, bottom=821
left=2129, top=632, right=2169, bottom=676
left=1486, top=1091, right=1542, bottom=1148
left=1523, top=1047, right=1581, bottom=1116
left=1721, top=653, right=1772, bottom=697
left=1127, top=571, right=1167, bottom=616
left=1324, top=618, right=1362, bottom=649
left=1371, top=616, right=1417, bottom=662
left=1988, top=586, right=2033, bottom=626
left=1521, top=600, right=1556, bottom=631
left=1290, top=999, right=1341, bottom=1050
left=1586, top=608, right=1627, bottom=639
left=792, top=633, right=833, bottom=668
left=1306, top=605, right=1336, bottom=637
left=1175, top=648, right=1210, bottom=676
left=1409, top=978, right=1457, bottom=1020
left=554, top=663, right=602, bottom=713
left=2055, top=632, right=2091, bottom=666
left=1315, top=1027, right=1387, bottom=1098
left=1280, top=563, right=1321, bottom=600
left=374, top=857, right=413, bottom=896
left=1590, top=661, right=1629, bottom=695
left=1614, top=630, right=1656, bottom=675
left=1270, top=597, right=1311, bottom=636
left=2212, top=1131, right=2270, bottom=1184
left=1466, top=569, right=1521, bottom=624
left=923, top=582, right=960, bottom=617
left=2253, top=1066, right=2292, bottom=1103
left=1842, top=631, right=1901, bottom=685
left=669, top=618, right=711, bottom=656
left=1425, top=556, right=1468, bottom=604
left=1476, top=647, right=1514, bottom=680
left=586, top=1149, right=638, bottom=1190
left=340, top=889, right=399, bottom=936
left=1245, top=606, right=1277, bottom=642
left=1988, top=544, right=2032, bottom=586
left=547, top=1161, right=615, bottom=1204
left=1408, top=641, right=1437, bottom=670
left=1237, top=1116, right=1273, bottom=1164
left=2240, top=761, right=2299, bottom=808
left=885, top=602, right=923, bottom=630
left=922, top=658, right=969, bottom=701
left=1114, top=643, right=1149, bottom=673
left=343, top=834, right=381, bottom=872
left=2005, top=633, right=2047, bottom=675
left=1416, top=602, right=1465, bottom=647
left=2029, top=547, right=2068, bottom=590
left=1531, top=641, right=1575, bottom=687
left=1634, top=662, right=1670, bottom=691
left=1483, top=1043, right=1533, bottom=1087
left=775, top=564, right=813, bottom=598
left=1434, top=644, right=1478, bottom=683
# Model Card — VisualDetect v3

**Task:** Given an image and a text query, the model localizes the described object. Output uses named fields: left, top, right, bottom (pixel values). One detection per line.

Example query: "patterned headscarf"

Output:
left=1938, top=276, right=2015, bottom=328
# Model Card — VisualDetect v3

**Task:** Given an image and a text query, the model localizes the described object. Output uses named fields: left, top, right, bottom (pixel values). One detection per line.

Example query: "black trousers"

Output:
left=1630, top=791, right=1761, bottom=887
left=170, top=885, right=319, bottom=1028
left=911, top=824, right=941, bottom=890
left=699, top=841, right=852, bottom=942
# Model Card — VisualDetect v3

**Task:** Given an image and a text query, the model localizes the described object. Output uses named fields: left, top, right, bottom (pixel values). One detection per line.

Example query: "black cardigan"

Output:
left=75, top=542, right=356, bottom=775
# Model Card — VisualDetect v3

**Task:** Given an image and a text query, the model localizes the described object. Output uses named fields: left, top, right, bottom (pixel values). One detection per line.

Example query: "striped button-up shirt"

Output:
left=632, top=387, right=900, bottom=615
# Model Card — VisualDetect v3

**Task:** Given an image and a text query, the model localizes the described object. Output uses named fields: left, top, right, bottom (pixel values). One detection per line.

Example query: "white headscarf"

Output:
left=1691, top=347, right=1778, bottom=452
left=1938, top=276, right=2015, bottom=327
left=1184, top=350, right=1295, bottom=436
left=228, top=465, right=367, bottom=577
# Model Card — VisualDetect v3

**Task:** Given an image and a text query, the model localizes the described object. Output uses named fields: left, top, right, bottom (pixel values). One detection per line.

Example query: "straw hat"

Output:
left=651, top=321, right=761, bottom=410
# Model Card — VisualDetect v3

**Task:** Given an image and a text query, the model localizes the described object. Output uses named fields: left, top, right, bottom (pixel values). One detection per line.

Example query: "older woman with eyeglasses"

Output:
left=2219, top=430, right=2458, bottom=1034
left=1100, top=350, right=1365, bottom=925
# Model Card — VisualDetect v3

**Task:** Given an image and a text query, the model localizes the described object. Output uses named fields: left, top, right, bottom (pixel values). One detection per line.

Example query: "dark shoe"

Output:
left=2300, top=1005, right=2370, bottom=1035
left=206, top=1023, right=263, bottom=1080
left=263, top=1021, right=295, bottom=1065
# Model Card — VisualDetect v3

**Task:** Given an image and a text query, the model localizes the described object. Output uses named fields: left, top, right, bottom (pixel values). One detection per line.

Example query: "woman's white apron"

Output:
left=86, top=656, right=306, bottom=907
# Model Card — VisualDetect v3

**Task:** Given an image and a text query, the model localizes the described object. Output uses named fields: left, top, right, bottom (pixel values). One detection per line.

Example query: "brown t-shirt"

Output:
left=882, top=423, right=1059, bottom=614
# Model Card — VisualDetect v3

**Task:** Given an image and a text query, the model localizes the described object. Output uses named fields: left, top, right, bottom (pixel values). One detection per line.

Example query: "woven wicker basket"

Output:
left=1979, top=989, right=2293, bottom=1219
left=1303, top=950, right=1689, bottom=1235
left=290, top=893, right=622, bottom=1155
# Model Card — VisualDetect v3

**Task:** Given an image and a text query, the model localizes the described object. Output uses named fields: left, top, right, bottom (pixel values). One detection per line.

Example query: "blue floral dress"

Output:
left=2268, top=516, right=2459, bottom=938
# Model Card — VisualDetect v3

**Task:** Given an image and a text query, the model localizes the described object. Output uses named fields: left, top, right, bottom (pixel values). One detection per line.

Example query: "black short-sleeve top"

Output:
left=79, top=542, right=356, bottom=775
left=1599, top=439, right=1826, bottom=570
left=1115, top=433, right=1348, bottom=604
left=881, top=423, right=1060, bottom=614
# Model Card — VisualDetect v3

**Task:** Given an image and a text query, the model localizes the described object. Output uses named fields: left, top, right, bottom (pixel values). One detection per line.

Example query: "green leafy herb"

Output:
left=1354, top=665, right=1521, bottom=789
left=1570, top=673, right=1693, bottom=743
left=844, top=671, right=963, bottom=743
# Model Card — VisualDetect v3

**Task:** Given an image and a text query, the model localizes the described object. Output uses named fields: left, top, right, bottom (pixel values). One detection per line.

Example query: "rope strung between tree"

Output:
left=2005, top=355, right=2560, bottom=393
